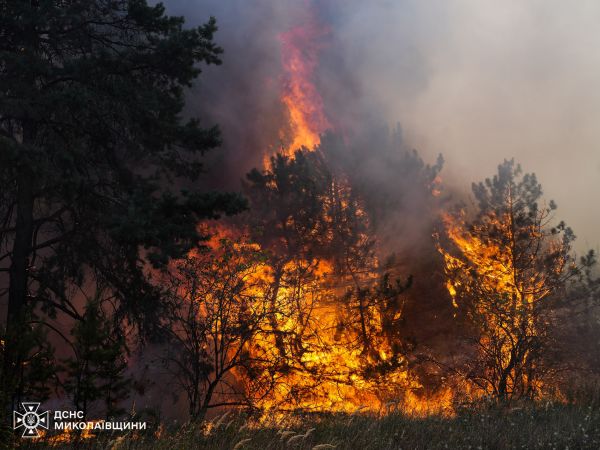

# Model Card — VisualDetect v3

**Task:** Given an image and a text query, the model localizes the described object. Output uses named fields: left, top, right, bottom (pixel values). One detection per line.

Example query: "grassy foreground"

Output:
left=11, top=403, right=600, bottom=450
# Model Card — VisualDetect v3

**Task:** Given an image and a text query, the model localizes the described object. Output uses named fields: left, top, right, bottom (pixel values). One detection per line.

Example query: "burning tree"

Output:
left=238, top=149, right=427, bottom=412
left=161, top=235, right=272, bottom=419
left=438, top=160, right=578, bottom=402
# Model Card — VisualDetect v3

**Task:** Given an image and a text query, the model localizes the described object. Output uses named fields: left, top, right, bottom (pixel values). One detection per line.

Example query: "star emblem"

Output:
left=13, top=402, right=50, bottom=438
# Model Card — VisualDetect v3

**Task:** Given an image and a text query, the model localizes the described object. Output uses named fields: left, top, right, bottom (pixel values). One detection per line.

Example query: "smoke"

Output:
left=163, top=0, right=600, bottom=252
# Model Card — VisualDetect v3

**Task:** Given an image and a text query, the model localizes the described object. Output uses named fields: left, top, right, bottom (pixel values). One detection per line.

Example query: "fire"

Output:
left=437, top=207, right=570, bottom=401
left=439, top=211, right=520, bottom=304
left=183, top=218, right=454, bottom=417
left=228, top=224, right=453, bottom=414
left=247, top=259, right=410, bottom=413
left=247, top=263, right=445, bottom=415
left=163, top=11, right=457, bottom=420
left=38, top=421, right=100, bottom=444
left=439, top=210, right=548, bottom=316
left=157, top=11, right=458, bottom=414
left=273, top=12, right=331, bottom=161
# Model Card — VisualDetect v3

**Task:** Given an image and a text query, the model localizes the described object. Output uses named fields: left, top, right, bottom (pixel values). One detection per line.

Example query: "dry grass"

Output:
left=10, top=402, right=600, bottom=450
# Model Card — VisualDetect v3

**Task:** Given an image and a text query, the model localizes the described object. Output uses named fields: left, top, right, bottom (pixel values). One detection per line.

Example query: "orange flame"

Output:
left=40, top=420, right=101, bottom=444
left=436, top=210, right=569, bottom=400
left=271, top=13, right=331, bottom=162
left=167, top=14, right=457, bottom=418
left=181, top=225, right=455, bottom=417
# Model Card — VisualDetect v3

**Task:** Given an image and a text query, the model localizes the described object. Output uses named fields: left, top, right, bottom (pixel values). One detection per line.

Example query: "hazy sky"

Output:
left=339, top=0, right=600, bottom=253
left=164, top=0, right=600, bottom=253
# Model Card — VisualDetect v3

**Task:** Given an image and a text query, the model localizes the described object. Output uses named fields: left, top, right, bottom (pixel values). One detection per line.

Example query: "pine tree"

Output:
left=63, top=300, right=130, bottom=418
left=0, top=0, right=246, bottom=407
left=438, top=160, right=579, bottom=401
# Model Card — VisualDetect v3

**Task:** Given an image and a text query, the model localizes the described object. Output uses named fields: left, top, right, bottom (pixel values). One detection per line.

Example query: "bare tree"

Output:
left=161, top=235, right=271, bottom=419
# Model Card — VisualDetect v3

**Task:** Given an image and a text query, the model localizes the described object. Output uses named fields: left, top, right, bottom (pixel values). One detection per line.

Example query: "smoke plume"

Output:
left=162, top=0, right=600, bottom=254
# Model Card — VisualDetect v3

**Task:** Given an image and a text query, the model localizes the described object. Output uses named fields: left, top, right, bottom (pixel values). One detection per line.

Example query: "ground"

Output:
left=9, top=402, right=600, bottom=450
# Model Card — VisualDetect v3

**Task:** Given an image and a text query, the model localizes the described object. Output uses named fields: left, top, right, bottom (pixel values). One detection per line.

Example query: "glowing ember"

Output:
left=41, top=421, right=100, bottom=444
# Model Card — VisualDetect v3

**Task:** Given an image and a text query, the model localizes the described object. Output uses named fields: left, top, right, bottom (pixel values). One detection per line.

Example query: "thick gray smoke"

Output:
left=164, top=0, right=600, bottom=253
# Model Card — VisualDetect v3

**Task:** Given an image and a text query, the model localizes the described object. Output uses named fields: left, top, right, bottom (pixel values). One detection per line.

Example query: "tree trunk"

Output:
left=2, top=169, right=35, bottom=409
left=269, top=264, right=288, bottom=362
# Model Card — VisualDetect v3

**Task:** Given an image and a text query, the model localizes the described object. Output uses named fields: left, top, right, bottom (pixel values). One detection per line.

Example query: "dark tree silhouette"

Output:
left=161, top=236, right=270, bottom=419
left=0, top=0, right=245, bottom=409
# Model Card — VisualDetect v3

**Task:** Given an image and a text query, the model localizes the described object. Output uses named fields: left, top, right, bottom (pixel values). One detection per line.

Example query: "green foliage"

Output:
left=0, top=0, right=246, bottom=404
left=244, top=150, right=333, bottom=259
left=1, top=318, right=57, bottom=405
left=1, top=1, right=244, bottom=289
left=0, top=0, right=245, bottom=317
left=62, top=300, right=130, bottom=418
